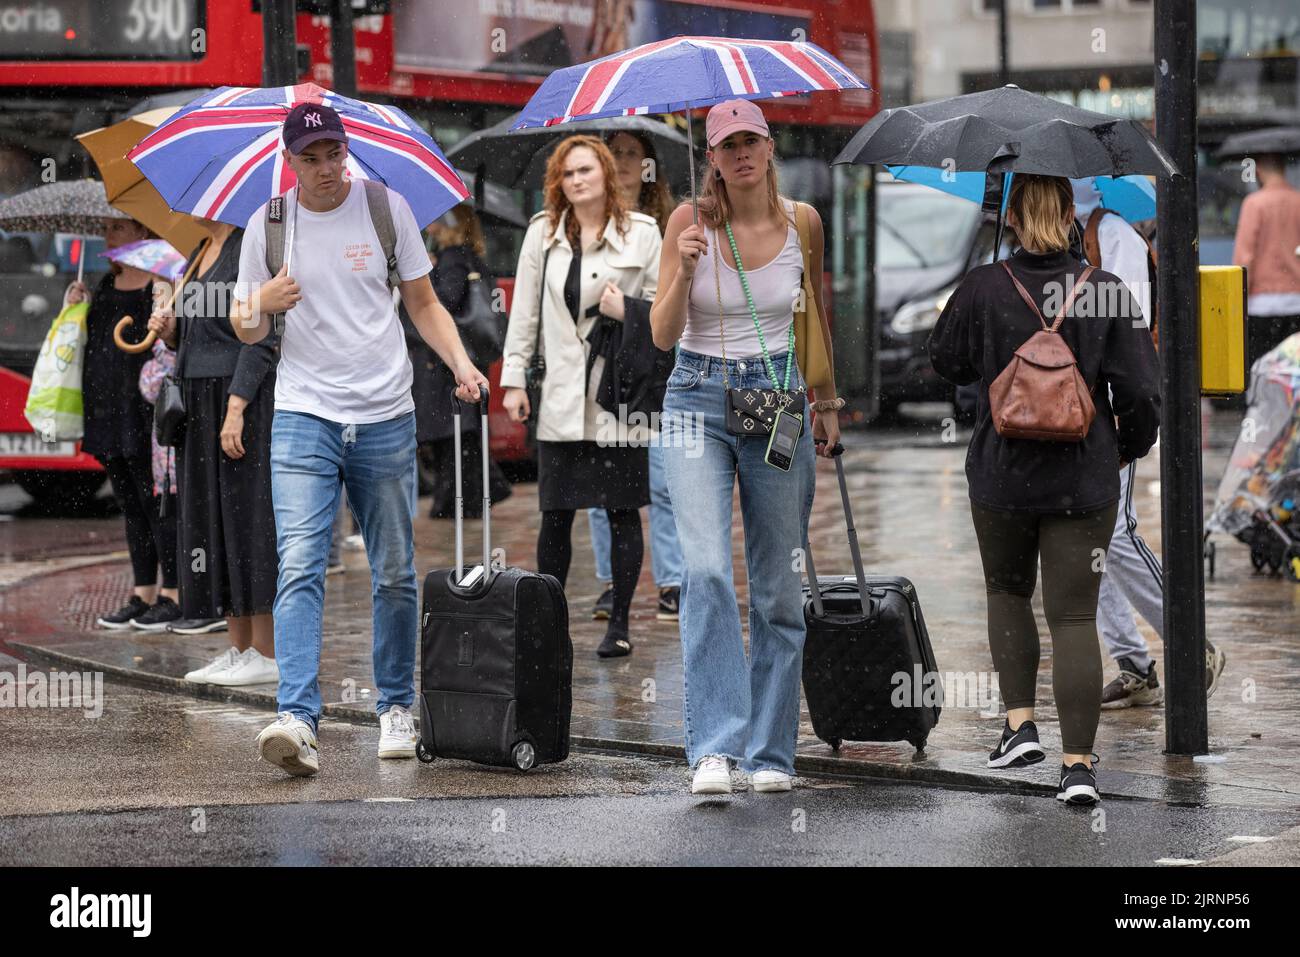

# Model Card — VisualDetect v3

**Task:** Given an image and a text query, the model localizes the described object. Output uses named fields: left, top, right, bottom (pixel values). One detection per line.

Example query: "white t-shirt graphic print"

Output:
left=236, top=181, right=433, bottom=424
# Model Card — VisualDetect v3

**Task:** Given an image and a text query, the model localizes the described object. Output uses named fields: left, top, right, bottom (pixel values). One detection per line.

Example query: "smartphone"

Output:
left=765, top=409, right=803, bottom=471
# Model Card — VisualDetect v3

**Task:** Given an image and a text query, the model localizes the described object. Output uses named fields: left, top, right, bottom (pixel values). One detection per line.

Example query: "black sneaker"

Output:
left=326, top=559, right=346, bottom=577
left=597, top=630, right=632, bottom=658
left=592, top=586, right=613, bottom=620
left=167, top=617, right=229, bottom=635
left=96, top=595, right=150, bottom=630
left=1101, top=656, right=1163, bottom=709
left=1057, top=760, right=1101, bottom=806
left=656, top=586, right=680, bottom=621
left=987, top=719, right=1046, bottom=768
left=130, top=596, right=183, bottom=632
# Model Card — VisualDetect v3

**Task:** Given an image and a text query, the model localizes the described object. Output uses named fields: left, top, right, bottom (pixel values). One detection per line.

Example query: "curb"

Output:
left=0, top=550, right=130, bottom=593
left=14, top=640, right=1077, bottom=799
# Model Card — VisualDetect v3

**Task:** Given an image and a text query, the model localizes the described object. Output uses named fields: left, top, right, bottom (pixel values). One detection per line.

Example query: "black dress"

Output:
left=176, top=232, right=279, bottom=619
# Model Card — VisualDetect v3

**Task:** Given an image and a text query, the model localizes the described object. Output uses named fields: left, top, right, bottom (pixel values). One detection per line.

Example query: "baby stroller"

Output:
left=1207, top=333, right=1300, bottom=582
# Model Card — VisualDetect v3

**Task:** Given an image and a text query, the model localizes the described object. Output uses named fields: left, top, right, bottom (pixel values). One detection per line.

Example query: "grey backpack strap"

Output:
left=263, top=191, right=294, bottom=337
left=362, top=179, right=400, bottom=291
left=264, top=191, right=288, bottom=278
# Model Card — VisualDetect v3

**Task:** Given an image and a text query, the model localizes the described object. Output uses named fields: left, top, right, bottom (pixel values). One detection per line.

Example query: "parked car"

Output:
left=875, top=179, right=991, bottom=417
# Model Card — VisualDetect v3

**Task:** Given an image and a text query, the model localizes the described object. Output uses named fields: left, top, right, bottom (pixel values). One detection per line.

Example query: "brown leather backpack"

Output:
left=988, top=262, right=1097, bottom=442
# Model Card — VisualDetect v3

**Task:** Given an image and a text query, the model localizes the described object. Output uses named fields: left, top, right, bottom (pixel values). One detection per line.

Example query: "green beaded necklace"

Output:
left=723, top=220, right=796, bottom=394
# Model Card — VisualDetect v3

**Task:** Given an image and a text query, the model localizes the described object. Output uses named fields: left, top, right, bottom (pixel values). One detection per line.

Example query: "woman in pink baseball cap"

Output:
left=650, top=98, right=842, bottom=796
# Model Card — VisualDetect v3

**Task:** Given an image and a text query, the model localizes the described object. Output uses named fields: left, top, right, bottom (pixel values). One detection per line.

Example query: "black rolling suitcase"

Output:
left=800, top=444, right=940, bottom=753
left=416, top=387, right=573, bottom=771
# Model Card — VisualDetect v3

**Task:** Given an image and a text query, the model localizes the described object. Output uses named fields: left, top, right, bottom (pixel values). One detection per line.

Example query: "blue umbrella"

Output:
left=885, top=167, right=1156, bottom=223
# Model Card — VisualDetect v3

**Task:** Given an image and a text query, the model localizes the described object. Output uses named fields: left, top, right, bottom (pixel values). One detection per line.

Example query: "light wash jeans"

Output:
left=270, top=410, right=418, bottom=731
left=588, top=443, right=683, bottom=588
left=661, top=349, right=816, bottom=775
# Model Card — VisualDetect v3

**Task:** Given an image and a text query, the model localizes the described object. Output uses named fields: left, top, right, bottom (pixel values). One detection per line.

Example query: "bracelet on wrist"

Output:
left=811, top=397, right=845, bottom=413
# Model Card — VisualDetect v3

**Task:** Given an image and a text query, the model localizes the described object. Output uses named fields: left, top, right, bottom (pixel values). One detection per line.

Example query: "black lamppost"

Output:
left=261, top=0, right=297, bottom=87
left=330, top=0, right=358, bottom=97
left=1154, top=0, right=1209, bottom=755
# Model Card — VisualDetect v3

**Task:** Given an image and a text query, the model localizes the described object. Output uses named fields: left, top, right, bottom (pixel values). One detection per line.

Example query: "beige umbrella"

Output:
left=76, top=107, right=208, bottom=257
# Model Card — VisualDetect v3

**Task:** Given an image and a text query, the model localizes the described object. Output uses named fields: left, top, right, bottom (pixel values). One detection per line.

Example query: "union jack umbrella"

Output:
left=510, top=36, right=869, bottom=217
left=127, top=83, right=468, bottom=230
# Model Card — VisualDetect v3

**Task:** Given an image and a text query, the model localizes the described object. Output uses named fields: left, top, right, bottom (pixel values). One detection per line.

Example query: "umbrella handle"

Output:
left=113, top=316, right=156, bottom=354
left=686, top=104, right=698, bottom=225
left=110, top=237, right=209, bottom=353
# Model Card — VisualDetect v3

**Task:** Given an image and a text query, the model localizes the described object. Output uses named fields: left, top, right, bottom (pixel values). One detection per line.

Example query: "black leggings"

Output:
left=538, top=508, right=642, bottom=636
left=102, top=454, right=178, bottom=590
left=970, top=501, right=1117, bottom=755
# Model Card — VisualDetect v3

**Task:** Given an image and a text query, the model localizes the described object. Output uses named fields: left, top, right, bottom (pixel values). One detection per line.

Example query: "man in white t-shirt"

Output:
left=1071, top=178, right=1226, bottom=711
left=232, top=103, right=487, bottom=776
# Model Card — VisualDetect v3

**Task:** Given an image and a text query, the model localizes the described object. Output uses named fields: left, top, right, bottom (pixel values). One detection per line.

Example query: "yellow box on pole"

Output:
left=1199, top=265, right=1247, bottom=395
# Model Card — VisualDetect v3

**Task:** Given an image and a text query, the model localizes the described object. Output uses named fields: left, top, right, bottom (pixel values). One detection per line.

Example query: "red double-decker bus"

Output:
left=0, top=0, right=878, bottom=505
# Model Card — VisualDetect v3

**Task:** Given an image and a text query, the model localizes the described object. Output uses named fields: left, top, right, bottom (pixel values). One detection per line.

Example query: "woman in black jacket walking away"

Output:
left=413, top=205, right=511, bottom=519
left=929, top=174, right=1160, bottom=806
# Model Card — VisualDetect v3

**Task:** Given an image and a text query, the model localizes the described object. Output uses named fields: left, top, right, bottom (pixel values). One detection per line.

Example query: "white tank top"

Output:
left=682, top=200, right=803, bottom=360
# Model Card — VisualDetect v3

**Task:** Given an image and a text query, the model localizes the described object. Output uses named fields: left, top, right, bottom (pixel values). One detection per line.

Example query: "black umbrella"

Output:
left=447, top=114, right=700, bottom=201
left=454, top=169, right=527, bottom=229
left=1216, top=127, right=1300, bottom=161
left=834, top=84, right=1178, bottom=255
left=834, top=85, right=1177, bottom=178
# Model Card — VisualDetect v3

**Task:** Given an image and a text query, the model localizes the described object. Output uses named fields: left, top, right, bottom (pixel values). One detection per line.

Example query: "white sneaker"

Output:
left=691, top=755, right=732, bottom=794
left=183, top=647, right=240, bottom=683
left=256, top=712, right=319, bottom=776
left=343, top=533, right=366, bottom=552
left=208, top=648, right=279, bottom=687
left=751, top=769, right=793, bottom=792
left=377, top=705, right=418, bottom=759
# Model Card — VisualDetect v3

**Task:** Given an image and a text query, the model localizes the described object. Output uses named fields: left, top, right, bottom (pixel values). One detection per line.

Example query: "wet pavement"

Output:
left=1, top=675, right=1296, bottom=866
left=3, top=403, right=1298, bottom=811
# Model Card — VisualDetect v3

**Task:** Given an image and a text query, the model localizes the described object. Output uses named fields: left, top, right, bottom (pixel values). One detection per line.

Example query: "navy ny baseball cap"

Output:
left=283, top=102, right=348, bottom=155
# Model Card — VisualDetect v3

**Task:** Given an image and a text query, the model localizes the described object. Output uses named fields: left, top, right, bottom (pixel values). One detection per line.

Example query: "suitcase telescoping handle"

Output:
left=451, top=385, right=491, bottom=584
left=804, top=441, right=870, bottom=618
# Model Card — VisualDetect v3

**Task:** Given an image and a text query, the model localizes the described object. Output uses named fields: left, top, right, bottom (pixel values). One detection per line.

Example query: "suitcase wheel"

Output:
left=415, top=741, right=435, bottom=764
left=511, top=740, right=536, bottom=772
left=909, top=737, right=928, bottom=754
left=824, top=737, right=842, bottom=752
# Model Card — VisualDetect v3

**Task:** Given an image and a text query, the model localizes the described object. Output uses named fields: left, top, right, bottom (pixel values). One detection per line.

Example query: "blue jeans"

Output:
left=661, top=349, right=816, bottom=775
left=588, top=443, right=683, bottom=587
left=270, top=410, right=419, bottom=731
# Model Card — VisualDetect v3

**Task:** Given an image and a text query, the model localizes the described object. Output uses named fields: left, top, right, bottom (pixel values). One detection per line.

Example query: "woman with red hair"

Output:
left=500, top=135, right=663, bottom=658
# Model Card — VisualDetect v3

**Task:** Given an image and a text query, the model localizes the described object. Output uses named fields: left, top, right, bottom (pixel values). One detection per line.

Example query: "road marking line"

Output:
left=1155, top=858, right=1203, bottom=866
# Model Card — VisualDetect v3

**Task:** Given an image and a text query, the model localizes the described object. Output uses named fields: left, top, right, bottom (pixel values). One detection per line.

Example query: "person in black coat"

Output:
left=928, top=173, right=1160, bottom=807
left=406, top=205, right=511, bottom=518
left=68, top=216, right=181, bottom=631
left=148, top=220, right=280, bottom=686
